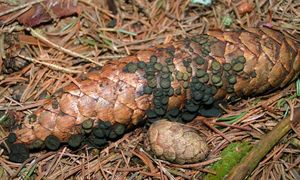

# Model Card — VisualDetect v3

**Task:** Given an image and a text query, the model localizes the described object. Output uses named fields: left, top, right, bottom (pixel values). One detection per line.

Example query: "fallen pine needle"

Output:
left=18, top=54, right=83, bottom=74
left=30, top=28, right=105, bottom=67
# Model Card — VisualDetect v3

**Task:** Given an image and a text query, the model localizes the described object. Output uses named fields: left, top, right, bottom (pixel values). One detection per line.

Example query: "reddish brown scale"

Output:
left=13, top=28, right=300, bottom=145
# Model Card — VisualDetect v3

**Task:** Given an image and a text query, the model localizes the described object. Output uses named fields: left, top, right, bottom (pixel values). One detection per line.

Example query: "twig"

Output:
left=167, top=157, right=221, bottom=168
left=78, top=0, right=115, bottom=18
left=210, top=121, right=252, bottom=131
left=131, top=150, right=156, bottom=174
left=18, top=54, right=83, bottom=74
left=97, top=54, right=126, bottom=59
left=0, top=99, right=47, bottom=111
left=111, top=160, right=121, bottom=180
left=200, top=118, right=231, bottom=142
left=46, top=147, right=67, bottom=176
left=139, top=148, right=176, bottom=180
left=227, top=107, right=300, bottom=180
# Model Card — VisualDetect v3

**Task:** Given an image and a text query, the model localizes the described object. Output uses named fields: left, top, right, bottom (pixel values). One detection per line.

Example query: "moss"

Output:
left=204, top=142, right=252, bottom=180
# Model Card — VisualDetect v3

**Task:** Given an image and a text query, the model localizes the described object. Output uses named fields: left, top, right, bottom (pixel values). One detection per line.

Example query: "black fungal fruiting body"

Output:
left=122, top=34, right=230, bottom=124
left=9, top=144, right=30, bottom=163
left=45, top=135, right=61, bottom=151
left=7, top=28, right=300, bottom=163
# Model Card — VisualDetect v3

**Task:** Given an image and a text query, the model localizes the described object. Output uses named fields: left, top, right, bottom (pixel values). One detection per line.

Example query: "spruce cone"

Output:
left=7, top=28, right=300, bottom=160
left=147, top=119, right=208, bottom=164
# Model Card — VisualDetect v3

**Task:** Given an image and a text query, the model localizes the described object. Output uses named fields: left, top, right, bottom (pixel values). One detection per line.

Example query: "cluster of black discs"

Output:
left=4, top=120, right=126, bottom=163
left=124, top=47, right=178, bottom=123
left=4, top=34, right=249, bottom=163
left=123, top=34, right=247, bottom=124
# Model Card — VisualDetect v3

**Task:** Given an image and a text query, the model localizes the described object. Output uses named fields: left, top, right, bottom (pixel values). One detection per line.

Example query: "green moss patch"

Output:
left=204, top=141, right=252, bottom=180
